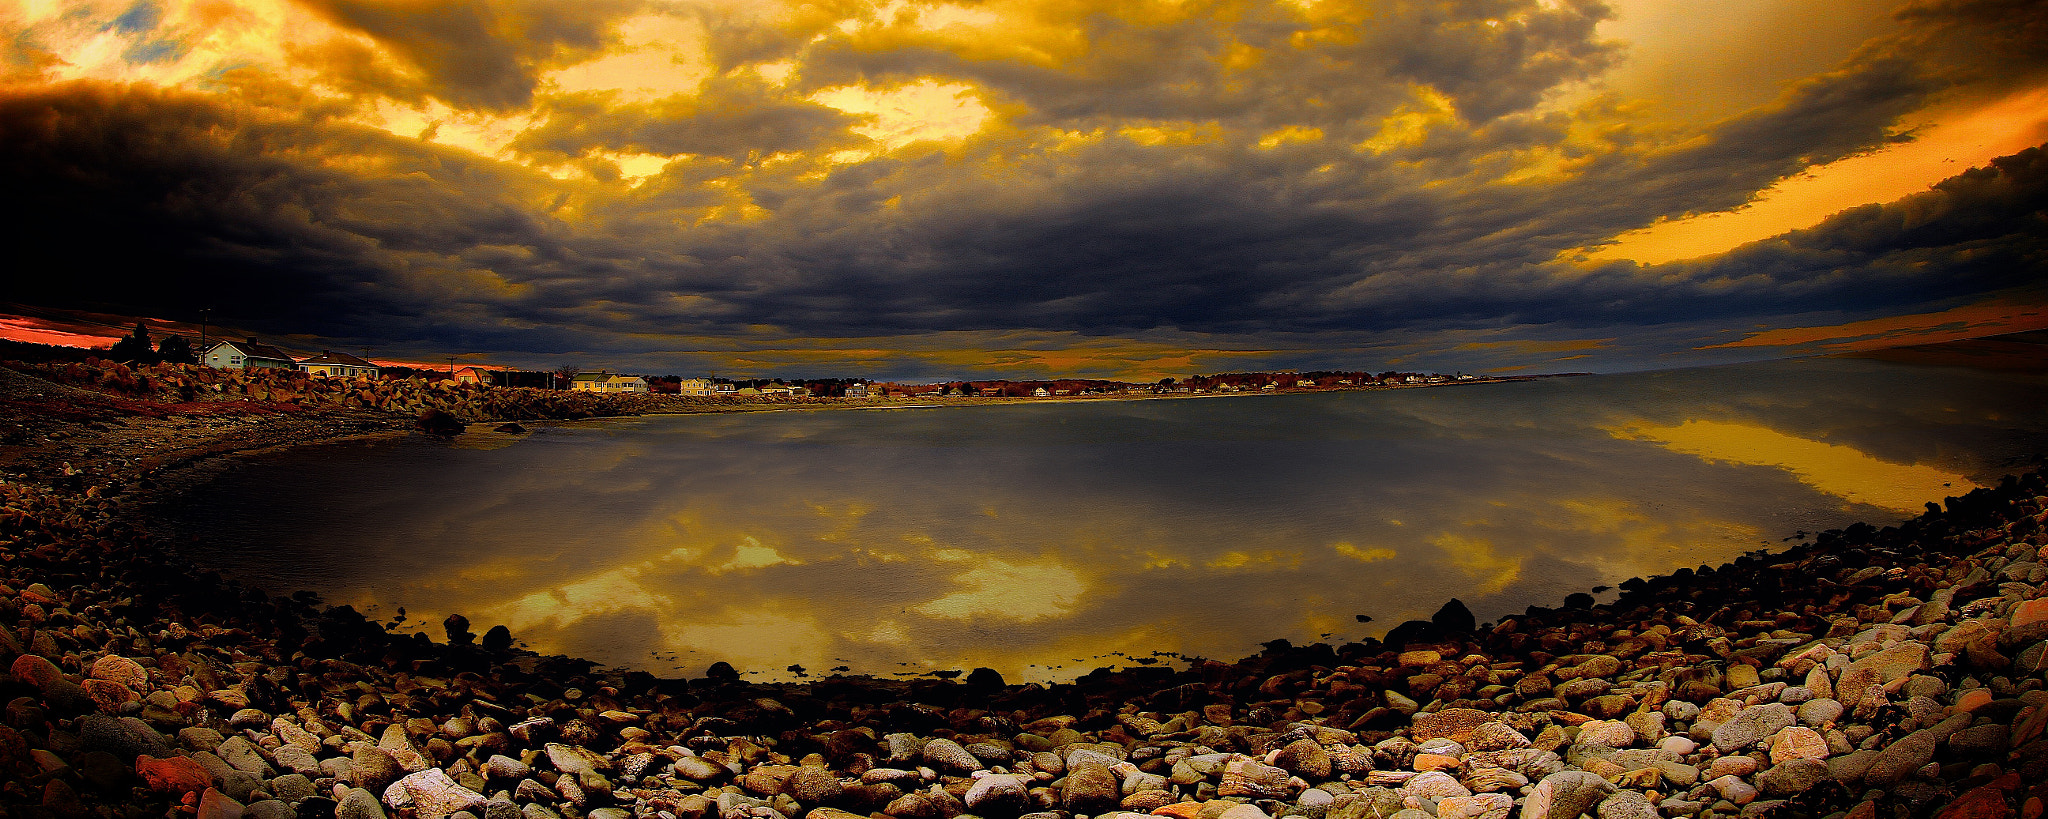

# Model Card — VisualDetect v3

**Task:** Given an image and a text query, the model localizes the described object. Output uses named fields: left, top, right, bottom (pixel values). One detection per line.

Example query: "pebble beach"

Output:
left=1, top=360, right=2045, bottom=819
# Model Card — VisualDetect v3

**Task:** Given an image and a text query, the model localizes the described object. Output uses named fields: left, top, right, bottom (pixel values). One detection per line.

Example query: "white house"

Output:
left=203, top=340, right=296, bottom=371
left=297, top=351, right=381, bottom=379
left=844, top=382, right=869, bottom=398
left=679, top=378, right=717, bottom=396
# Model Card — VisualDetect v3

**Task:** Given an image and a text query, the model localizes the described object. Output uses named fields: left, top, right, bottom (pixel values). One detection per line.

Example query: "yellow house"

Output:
left=297, top=351, right=380, bottom=379
left=570, top=371, right=650, bottom=393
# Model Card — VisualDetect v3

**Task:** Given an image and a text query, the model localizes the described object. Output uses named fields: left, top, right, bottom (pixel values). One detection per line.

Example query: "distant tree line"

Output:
left=105, top=323, right=198, bottom=366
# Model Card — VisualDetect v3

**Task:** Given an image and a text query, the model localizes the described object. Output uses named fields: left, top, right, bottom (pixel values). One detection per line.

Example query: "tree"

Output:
left=108, top=323, right=157, bottom=364
left=552, top=365, right=580, bottom=389
left=157, top=334, right=197, bottom=365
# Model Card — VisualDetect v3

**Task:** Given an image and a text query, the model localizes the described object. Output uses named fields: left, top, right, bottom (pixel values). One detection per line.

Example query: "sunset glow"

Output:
left=2, top=0, right=2044, bottom=377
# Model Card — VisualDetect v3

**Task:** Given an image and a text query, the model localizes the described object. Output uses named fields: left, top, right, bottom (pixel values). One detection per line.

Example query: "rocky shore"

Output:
left=2, top=362, right=2046, bottom=819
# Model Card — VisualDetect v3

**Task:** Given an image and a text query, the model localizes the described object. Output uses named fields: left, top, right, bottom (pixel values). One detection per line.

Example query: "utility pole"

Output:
left=198, top=308, right=211, bottom=361
left=448, top=356, right=457, bottom=377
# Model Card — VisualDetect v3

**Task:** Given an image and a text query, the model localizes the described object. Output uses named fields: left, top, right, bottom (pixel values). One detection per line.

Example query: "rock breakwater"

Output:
left=1, top=364, right=2046, bottom=819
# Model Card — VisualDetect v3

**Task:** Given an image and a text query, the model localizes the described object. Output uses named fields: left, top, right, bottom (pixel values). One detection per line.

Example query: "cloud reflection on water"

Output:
left=1613, top=419, right=1979, bottom=513
left=166, top=357, right=2048, bottom=681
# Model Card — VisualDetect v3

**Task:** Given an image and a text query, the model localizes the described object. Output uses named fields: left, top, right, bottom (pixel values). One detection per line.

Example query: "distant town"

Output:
left=0, top=322, right=1565, bottom=401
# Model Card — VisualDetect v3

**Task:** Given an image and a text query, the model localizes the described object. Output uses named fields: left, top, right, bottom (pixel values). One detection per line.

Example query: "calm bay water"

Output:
left=159, top=355, right=2048, bottom=681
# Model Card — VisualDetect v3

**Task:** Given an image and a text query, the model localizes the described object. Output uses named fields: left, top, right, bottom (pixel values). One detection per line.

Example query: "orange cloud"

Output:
left=1697, top=298, right=2048, bottom=352
left=0, top=316, right=123, bottom=348
left=1582, top=83, right=2048, bottom=265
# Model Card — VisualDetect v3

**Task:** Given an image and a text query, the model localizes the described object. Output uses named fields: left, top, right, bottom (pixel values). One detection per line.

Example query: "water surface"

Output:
left=160, top=356, right=2048, bottom=681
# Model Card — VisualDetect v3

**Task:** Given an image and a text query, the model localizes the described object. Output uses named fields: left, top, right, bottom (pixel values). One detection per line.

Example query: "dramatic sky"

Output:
left=2, top=0, right=2046, bottom=379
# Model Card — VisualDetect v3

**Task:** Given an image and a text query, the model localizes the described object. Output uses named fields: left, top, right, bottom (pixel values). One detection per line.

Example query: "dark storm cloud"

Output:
left=1676, top=145, right=2048, bottom=311
left=1893, top=0, right=2048, bottom=89
left=781, top=0, right=1617, bottom=132
left=294, top=0, right=639, bottom=111
left=3, top=0, right=2045, bottom=376
left=0, top=83, right=599, bottom=343
left=511, top=78, right=863, bottom=162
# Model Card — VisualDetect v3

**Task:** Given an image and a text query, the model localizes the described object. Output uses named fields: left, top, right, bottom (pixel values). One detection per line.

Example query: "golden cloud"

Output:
left=1697, top=297, right=2048, bottom=352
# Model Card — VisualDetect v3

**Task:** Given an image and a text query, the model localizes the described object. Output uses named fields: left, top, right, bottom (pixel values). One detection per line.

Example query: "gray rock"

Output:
left=1827, top=748, right=1880, bottom=783
left=1274, top=739, right=1331, bottom=779
left=965, top=742, right=1013, bottom=766
left=787, top=766, right=844, bottom=804
left=1655, top=798, right=1708, bottom=817
left=507, top=718, right=553, bottom=746
left=1434, top=794, right=1512, bottom=819
left=383, top=769, right=488, bottom=816
left=884, top=791, right=943, bottom=819
left=1595, top=790, right=1658, bottom=819
left=353, top=746, right=401, bottom=793
left=1218, top=757, right=1291, bottom=799
left=246, top=800, right=294, bottom=819
left=883, top=733, right=921, bottom=764
left=321, top=756, right=353, bottom=782
left=1520, top=771, right=1616, bottom=819
left=514, top=779, right=556, bottom=804
left=1623, top=711, right=1667, bottom=745
left=1061, top=762, right=1121, bottom=815
left=1757, top=759, right=1829, bottom=796
left=1712, top=703, right=1796, bottom=752
left=273, top=744, right=321, bottom=777
left=337, top=788, right=388, bottom=819
left=1465, top=722, right=1531, bottom=751
left=673, top=755, right=730, bottom=783
left=217, top=736, right=277, bottom=777
left=377, top=724, right=431, bottom=774
left=78, top=715, right=172, bottom=761
left=179, top=727, right=227, bottom=753
left=272, top=719, right=322, bottom=754
left=1400, top=771, right=1469, bottom=801
left=544, top=744, right=606, bottom=777
left=483, top=755, right=532, bottom=781
left=1217, top=805, right=1269, bottom=819
left=1861, top=728, right=1940, bottom=785
left=922, top=738, right=984, bottom=774
left=1065, top=748, right=1124, bottom=771
left=269, top=773, right=315, bottom=802
left=195, top=754, right=264, bottom=803
left=1653, top=760, right=1698, bottom=788
left=1611, top=749, right=1678, bottom=770
left=1797, top=698, right=1844, bottom=726
left=1946, top=724, right=2010, bottom=756
left=1460, top=765, right=1528, bottom=793
left=964, top=774, right=1031, bottom=815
